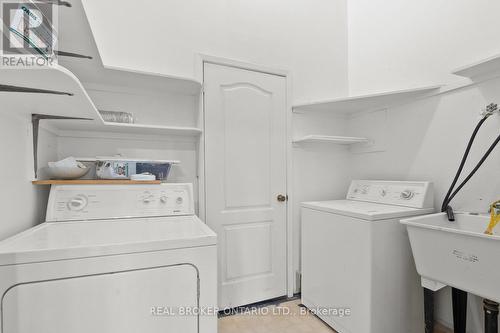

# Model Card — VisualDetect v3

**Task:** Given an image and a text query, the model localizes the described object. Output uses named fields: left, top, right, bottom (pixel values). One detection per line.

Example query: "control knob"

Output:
left=67, top=195, right=88, bottom=211
left=142, top=191, right=154, bottom=203
left=400, top=190, right=415, bottom=200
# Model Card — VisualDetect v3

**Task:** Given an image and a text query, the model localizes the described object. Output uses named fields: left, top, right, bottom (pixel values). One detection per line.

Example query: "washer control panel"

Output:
left=46, top=183, right=194, bottom=222
left=347, top=180, right=433, bottom=208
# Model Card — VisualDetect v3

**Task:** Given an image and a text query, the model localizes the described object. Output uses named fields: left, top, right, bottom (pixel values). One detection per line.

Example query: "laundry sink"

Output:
left=401, top=213, right=500, bottom=302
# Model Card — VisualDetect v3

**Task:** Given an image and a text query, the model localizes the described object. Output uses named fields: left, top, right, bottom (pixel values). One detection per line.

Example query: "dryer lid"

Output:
left=301, top=200, right=435, bottom=221
left=0, top=215, right=216, bottom=266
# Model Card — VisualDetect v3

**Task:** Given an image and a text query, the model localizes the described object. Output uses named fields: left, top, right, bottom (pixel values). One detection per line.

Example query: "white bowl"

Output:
left=48, top=166, right=89, bottom=180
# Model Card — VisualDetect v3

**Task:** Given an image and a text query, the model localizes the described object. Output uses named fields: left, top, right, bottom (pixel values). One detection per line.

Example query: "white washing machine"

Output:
left=0, top=183, right=217, bottom=333
left=301, top=180, right=434, bottom=333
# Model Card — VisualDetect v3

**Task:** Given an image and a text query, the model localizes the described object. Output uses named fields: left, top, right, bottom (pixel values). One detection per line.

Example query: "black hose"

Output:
left=441, top=116, right=489, bottom=212
left=445, top=133, right=500, bottom=205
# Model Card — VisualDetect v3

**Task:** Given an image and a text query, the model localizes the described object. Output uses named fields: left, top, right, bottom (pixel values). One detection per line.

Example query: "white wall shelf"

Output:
left=66, top=64, right=202, bottom=96
left=293, top=135, right=369, bottom=145
left=8, top=0, right=203, bottom=137
left=293, top=86, right=440, bottom=114
left=0, top=66, right=202, bottom=137
left=100, top=122, right=202, bottom=136
left=0, top=66, right=100, bottom=126
left=51, top=120, right=203, bottom=137
left=452, top=54, right=500, bottom=82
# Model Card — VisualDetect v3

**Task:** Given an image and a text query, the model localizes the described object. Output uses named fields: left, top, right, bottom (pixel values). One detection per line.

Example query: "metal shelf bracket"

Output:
left=32, top=114, right=93, bottom=178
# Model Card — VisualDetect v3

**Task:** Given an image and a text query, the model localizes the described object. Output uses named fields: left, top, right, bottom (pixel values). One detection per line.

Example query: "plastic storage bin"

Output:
left=91, top=158, right=179, bottom=181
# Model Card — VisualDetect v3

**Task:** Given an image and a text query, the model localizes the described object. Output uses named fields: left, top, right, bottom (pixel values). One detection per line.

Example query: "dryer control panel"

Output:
left=46, top=183, right=195, bottom=222
left=347, top=180, right=433, bottom=208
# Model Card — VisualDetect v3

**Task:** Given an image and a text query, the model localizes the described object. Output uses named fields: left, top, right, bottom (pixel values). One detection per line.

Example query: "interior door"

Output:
left=204, top=63, right=287, bottom=308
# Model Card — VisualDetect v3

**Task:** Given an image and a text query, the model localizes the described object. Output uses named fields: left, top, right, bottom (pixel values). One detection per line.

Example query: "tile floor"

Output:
left=218, top=298, right=453, bottom=333
left=218, top=299, right=335, bottom=333
left=435, top=323, right=453, bottom=333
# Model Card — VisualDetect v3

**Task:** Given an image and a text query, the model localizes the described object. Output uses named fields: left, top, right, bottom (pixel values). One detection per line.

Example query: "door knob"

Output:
left=277, top=194, right=287, bottom=202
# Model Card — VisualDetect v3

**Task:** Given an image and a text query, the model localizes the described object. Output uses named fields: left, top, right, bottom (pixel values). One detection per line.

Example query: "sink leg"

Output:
left=452, top=288, right=468, bottom=333
left=484, top=299, right=499, bottom=333
left=424, top=288, right=435, bottom=333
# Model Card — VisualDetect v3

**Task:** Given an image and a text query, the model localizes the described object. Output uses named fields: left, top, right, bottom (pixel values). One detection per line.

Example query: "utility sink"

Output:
left=401, top=213, right=500, bottom=302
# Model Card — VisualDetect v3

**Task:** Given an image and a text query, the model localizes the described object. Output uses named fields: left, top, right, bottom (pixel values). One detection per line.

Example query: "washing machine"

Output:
left=301, top=180, right=434, bottom=333
left=0, top=183, right=217, bottom=333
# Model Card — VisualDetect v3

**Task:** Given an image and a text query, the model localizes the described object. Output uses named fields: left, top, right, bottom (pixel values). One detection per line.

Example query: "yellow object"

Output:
left=485, top=200, right=500, bottom=235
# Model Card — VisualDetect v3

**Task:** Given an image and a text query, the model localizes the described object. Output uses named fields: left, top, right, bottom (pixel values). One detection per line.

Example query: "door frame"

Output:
left=195, top=54, right=294, bottom=298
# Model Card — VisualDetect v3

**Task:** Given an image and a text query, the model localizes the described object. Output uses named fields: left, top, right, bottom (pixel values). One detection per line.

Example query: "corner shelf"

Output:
left=32, top=179, right=162, bottom=185
left=452, top=54, right=500, bottom=82
left=0, top=0, right=203, bottom=138
left=69, top=64, right=202, bottom=96
left=293, top=135, right=369, bottom=145
left=0, top=66, right=100, bottom=126
left=292, top=86, right=440, bottom=114
left=0, top=65, right=202, bottom=137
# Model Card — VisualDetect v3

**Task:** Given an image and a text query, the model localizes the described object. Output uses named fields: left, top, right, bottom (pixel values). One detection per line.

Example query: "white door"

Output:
left=204, top=63, right=288, bottom=308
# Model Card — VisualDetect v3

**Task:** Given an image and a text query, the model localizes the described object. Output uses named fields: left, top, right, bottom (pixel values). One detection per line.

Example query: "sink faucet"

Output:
left=485, top=200, right=500, bottom=235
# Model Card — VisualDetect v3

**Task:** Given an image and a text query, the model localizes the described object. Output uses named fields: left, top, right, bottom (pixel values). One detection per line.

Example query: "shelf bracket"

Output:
left=55, top=50, right=93, bottom=59
left=36, top=0, right=72, bottom=7
left=32, top=114, right=93, bottom=178
left=0, top=84, right=73, bottom=96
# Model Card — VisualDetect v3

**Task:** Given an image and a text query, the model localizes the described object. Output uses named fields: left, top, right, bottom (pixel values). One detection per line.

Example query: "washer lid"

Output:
left=301, top=200, right=435, bottom=221
left=0, top=215, right=217, bottom=266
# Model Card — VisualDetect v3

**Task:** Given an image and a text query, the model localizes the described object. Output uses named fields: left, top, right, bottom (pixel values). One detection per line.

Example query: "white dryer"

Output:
left=0, top=183, right=217, bottom=333
left=301, top=180, right=434, bottom=333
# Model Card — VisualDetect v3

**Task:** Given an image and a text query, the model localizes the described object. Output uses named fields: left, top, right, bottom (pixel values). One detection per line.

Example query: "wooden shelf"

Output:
left=293, top=135, right=369, bottom=145
left=452, top=54, right=500, bottom=82
left=293, top=86, right=440, bottom=114
left=33, top=179, right=162, bottom=185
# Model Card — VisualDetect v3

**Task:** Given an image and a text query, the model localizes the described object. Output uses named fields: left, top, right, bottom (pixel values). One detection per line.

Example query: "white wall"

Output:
left=0, top=113, right=58, bottom=240
left=347, top=2, right=500, bottom=330
left=292, top=111, right=353, bottom=291
left=350, top=85, right=500, bottom=212
left=0, top=88, right=200, bottom=242
left=56, top=134, right=200, bottom=206
left=79, top=0, right=350, bottom=293
left=84, top=87, right=199, bottom=128
left=3, top=3, right=496, bottom=330
left=55, top=86, right=201, bottom=211
left=81, top=0, right=349, bottom=102
left=347, top=0, right=500, bottom=95
left=348, top=79, right=500, bottom=331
